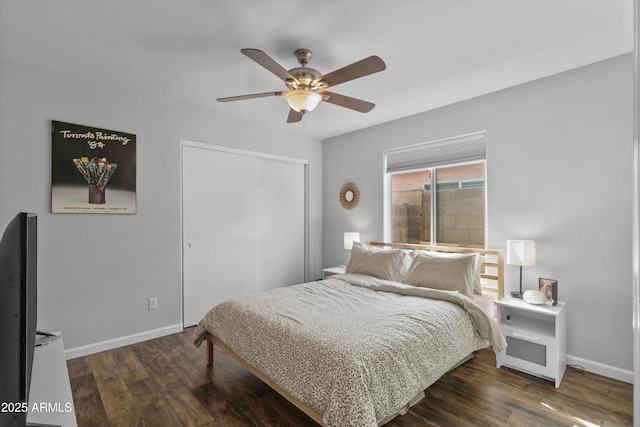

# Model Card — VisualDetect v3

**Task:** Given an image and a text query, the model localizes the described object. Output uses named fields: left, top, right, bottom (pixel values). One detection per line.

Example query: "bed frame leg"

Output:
left=207, top=335, right=214, bottom=366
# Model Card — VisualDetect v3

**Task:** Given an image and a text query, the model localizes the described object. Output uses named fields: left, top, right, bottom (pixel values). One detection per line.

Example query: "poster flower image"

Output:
left=51, top=121, right=136, bottom=214
left=72, top=157, right=118, bottom=204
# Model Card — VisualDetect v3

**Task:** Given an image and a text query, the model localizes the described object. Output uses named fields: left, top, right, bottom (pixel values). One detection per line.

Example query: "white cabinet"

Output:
left=27, top=334, right=77, bottom=426
left=495, top=297, right=567, bottom=388
left=322, top=266, right=346, bottom=279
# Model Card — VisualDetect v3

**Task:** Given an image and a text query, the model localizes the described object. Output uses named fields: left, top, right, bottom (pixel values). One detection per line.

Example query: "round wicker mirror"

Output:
left=339, top=182, right=360, bottom=210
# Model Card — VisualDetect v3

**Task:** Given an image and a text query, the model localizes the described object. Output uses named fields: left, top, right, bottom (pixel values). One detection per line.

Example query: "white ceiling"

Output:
left=0, top=0, right=633, bottom=140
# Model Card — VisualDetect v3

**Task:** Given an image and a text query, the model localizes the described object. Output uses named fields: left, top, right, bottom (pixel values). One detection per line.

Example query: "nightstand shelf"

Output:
left=495, top=297, right=567, bottom=388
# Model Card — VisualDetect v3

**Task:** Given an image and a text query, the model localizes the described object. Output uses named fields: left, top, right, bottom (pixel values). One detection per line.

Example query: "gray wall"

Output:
left=0, top=59, right=323, bottom=353
left=323, top=54, right=633, bottom=379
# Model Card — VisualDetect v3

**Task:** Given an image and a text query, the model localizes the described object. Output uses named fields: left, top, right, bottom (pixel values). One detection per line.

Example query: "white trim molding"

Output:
left=632, top=0, right=639, bottom=422
left=567, top=354, right=633, bottom=384
left=64, top=324, right=183, bottom=360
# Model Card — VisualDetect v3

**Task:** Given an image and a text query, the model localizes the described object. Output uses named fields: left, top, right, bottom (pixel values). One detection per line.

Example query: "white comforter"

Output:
left=194, top=273, right=506, bottom=427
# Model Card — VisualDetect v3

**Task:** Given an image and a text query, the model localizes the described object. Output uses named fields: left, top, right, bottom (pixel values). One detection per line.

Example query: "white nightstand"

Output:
left=322, top=266, right=346, bottom=279
left=495, top=296, right=567, bottom=388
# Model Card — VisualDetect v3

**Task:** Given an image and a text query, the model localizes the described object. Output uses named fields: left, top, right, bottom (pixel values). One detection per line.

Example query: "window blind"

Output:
left=385, top=131, right=486, bottom=173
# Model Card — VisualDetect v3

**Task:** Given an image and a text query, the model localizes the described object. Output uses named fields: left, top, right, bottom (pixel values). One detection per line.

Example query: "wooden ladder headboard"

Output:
left=365, top=241, right=505, bottom=299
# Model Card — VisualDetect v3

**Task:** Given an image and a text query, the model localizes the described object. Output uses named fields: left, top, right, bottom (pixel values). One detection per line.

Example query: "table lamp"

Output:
left=344, top=232, right=360, bottom=250
left=506, top=240, right=536, bottom=298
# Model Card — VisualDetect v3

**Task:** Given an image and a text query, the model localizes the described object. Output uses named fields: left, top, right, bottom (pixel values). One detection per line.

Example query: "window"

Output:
left=385, top=132, right=486, bottom=248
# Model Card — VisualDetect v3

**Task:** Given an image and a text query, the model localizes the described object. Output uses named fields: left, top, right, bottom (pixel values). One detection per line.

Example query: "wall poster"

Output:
left=51, top=120, right=136, bottom=214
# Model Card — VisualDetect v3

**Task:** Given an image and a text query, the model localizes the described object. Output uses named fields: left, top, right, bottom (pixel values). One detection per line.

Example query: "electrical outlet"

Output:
left=148, top=297, right=158, bottom=310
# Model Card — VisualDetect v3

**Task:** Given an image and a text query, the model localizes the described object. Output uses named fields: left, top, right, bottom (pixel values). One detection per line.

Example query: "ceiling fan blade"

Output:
left=287, top=109, right=303, bottom=123
left=320, top=91, right=375, bottom=113
left=217, top=91, right=285, bottom=102
left=314, top=56, right=386, bottom=89
left=241, top=49, right=299, bottom=84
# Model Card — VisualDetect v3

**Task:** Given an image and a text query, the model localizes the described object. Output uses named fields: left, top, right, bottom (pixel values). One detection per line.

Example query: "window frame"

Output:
left=383, top=132, right=487, bottom=247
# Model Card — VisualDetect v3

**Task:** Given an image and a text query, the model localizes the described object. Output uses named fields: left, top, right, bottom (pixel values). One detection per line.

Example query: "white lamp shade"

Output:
left=285, top=89, right=321, bottom=113
left=344, top=232, right=360, bottom=250
left=506, top=240, right=536, bottom=266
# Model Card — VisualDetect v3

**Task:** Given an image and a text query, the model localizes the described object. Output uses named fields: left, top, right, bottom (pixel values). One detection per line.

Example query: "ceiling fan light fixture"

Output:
left=285, top=89, right=321, bottom=113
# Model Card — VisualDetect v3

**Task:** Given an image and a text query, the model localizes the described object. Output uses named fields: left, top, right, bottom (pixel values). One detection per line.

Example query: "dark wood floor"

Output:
left=67, top=327, right=632, bottom=426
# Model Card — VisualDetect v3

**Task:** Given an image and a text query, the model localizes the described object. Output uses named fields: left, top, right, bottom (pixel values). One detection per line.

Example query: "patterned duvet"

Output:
left=194, top=273, right=506, bottom=427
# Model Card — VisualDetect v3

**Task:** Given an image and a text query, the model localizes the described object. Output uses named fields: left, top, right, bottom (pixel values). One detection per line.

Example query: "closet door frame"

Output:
left=180, top=139, right=309, bottom=325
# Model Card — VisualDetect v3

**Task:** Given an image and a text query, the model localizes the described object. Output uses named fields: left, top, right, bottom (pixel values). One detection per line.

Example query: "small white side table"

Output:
left=322, top=266, right=346, bottom=279
left=495, top=296, right=567, bottom=388
left=27, top=333, right=78, bottom=426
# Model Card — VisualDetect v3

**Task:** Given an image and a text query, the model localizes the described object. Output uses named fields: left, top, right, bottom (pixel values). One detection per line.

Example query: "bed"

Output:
left=194, top=241, right=506, bottom=427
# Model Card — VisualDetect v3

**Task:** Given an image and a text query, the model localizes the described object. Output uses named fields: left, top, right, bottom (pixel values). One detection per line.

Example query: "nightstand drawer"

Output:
left=499, top=336, right=557, bottom=379
left=505, top=336, right=546, bottom=366
left=497, top=336, right=558, bottom=378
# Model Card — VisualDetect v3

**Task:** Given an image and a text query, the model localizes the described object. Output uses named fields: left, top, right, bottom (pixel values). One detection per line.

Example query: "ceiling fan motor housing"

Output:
left=285, top=49, right=322, bottom=89
left=288, top=67, right=321, bottom=88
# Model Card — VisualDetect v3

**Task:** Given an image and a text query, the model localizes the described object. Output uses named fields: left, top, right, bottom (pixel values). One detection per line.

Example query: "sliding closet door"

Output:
left=182, top=143, right=307, bottom=327
left=182, top=145, right=257, bottom=327
left=256, top=158, right=305, bottom=291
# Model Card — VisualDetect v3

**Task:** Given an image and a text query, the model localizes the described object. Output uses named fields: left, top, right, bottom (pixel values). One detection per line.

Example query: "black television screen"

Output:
left=0, top=213, right=37, bottom=427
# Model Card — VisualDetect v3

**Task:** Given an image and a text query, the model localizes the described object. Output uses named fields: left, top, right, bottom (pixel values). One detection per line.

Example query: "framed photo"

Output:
left=539, top=278, right=558, bottom=306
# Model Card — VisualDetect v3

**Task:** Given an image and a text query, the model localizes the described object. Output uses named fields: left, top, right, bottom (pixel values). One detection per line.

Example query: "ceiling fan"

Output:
left=217, top=48, right=386, bottom=123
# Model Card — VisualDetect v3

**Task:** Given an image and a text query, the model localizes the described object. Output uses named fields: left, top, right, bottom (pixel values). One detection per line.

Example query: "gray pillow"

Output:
left=404, top=251, right=479, bottom=298
left=345, top=242, right=405, bottom=282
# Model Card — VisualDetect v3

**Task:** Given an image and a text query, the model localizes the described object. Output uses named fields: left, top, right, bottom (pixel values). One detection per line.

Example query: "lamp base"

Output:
left=510, top=290, right=524, bottom=299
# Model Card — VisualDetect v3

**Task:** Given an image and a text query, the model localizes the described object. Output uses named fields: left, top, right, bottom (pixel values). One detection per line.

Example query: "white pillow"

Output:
left=472, top=254, right=484, bottom=295
left=345, top=242, right=405, bottom=282
left=403, top=251, right=479, bottom=298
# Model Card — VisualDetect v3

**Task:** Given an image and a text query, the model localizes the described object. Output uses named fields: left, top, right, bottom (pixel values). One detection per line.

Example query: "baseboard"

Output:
left=64, top=323, right=183, bottom=360
left=567, top=354, right=633, bottom=384
left=63, top=326, right=634, bottom=383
